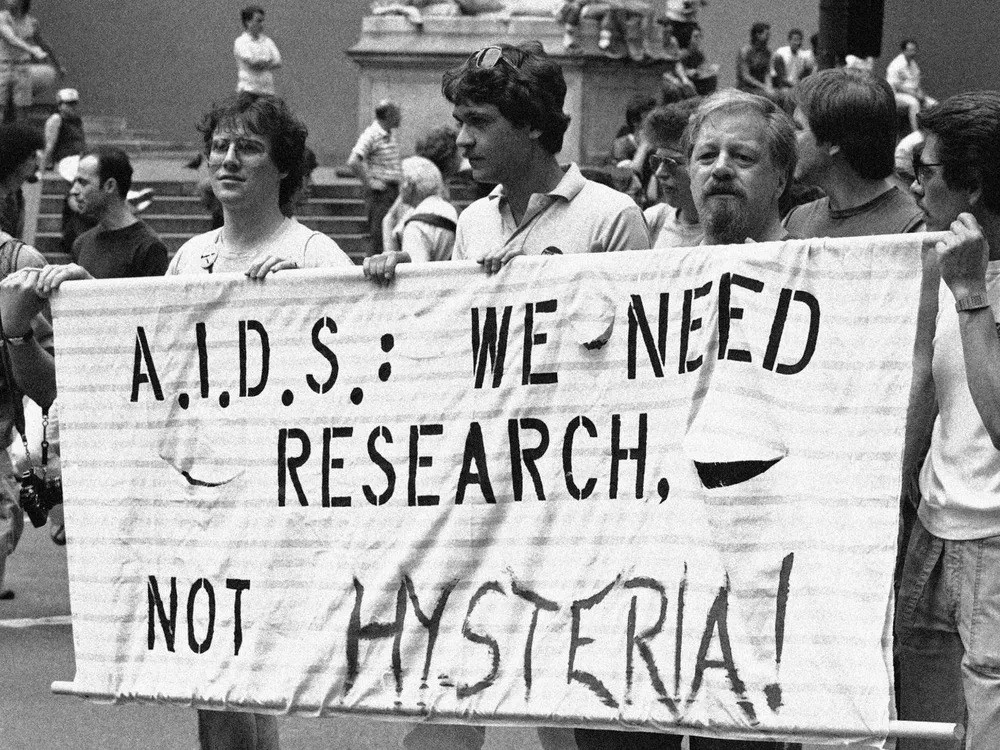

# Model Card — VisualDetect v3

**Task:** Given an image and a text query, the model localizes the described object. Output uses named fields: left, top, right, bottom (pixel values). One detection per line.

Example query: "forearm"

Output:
left=957, top=308, right=1000, bottom=447
left=7, top=339, right=56, bottom=409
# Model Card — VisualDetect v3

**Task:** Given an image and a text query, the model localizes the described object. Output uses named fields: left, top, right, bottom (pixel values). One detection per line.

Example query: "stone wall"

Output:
left=33, top=0, right=995, bottom=165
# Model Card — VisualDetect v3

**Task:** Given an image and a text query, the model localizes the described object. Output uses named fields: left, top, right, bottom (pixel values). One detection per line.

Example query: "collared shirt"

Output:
left=452, top=163, right=650, bottom=260
left=234, top=31, right=281, bottom=95
left=351, top=120, right=402, bottom=185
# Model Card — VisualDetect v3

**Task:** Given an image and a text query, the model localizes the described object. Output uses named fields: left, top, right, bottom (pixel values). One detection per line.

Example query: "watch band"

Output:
left=955, top=293, right=991, bottom=313
left=2, top=328, right=34, bottom=346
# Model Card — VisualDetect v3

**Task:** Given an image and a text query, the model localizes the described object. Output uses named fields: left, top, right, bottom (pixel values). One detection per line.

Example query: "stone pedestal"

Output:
left=347, top=15, right=675, bottom=165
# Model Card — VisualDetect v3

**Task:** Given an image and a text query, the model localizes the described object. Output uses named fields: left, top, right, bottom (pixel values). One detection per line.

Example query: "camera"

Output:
left=19, top=469, right=63, bottom=528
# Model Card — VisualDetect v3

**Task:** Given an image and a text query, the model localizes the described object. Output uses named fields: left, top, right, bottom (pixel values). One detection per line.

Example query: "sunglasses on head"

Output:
left=469, top=46, right=521, bottom=75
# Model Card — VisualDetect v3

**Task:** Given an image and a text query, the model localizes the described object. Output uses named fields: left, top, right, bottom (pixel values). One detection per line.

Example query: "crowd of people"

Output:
left=0, top=3, right=993, bottom=750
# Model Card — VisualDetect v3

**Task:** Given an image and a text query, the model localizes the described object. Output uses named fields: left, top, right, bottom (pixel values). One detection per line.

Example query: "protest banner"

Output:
left=51, top=236, right=925, bottom=745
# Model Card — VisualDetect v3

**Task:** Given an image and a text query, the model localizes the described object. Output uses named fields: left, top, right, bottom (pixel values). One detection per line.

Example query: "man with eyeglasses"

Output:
left=0, top=92, right=351, bottom=750
left=896, top=91, right=1000, bottom=750
left=642, top=98, right=703, bottom=248
left=783, top=68, right=922, bottom=240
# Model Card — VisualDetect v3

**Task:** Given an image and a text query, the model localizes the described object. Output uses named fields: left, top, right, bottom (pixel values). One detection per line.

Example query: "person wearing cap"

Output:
left=42, top=87, right=86, bottom=175
left=42, top=88, right=94, bottom=254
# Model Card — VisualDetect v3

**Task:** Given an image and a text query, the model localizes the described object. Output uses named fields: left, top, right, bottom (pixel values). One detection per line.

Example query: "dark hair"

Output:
left=625, top=94, right=657, bottom=133
left=797, top=68, right=896, bottom=179
left=442, top=40, right=571, bottom=155
left=198, top=93, right=308, bottom=209
left=900, top=38, right=917, bottom=51
left=85, top=145, right=133, bottom=198
left=375, top=101, right=401, bottom=122
left=788, top=28, right=803, bottom=40
left=643, top=98, right=701, bottom=149
left=0, top=123, right=43, bottom=182
left=660, top=77, right=690, bottom=106
left=415, top=126, right=459, bottom=176
left=241, top=5, right=264, bottom=27
left=751, top=22, right=770, bottom=42
left=919, top=92, right=1000, bottom=214
left=688, top=90, right=797, bottom=189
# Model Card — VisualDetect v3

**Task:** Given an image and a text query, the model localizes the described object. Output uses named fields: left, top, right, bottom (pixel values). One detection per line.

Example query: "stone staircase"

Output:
left=34, top=170, right=478, bottom=266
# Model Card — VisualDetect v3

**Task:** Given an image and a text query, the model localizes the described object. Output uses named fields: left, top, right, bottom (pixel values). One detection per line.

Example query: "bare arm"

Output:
left=937, top=213, right=1000, bottom=447
left=0, top=18, right=45, bottom=59
left=347, top=151, right=383, bottom=191
left=42, top=113, right=61, bottom=169
left=31, top=30, right=63, bottom=74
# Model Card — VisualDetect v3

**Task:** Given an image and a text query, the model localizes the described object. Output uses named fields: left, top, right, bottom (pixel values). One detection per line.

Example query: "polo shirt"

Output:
left=452, top=163, right=650, bottom=260
left=350, top=121, right=402, bottom=185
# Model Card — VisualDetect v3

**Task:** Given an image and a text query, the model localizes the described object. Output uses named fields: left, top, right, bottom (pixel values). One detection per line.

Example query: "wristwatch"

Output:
left=2, top=328, right=34, bottom=346
left=955, top=293, right=991, bottom=313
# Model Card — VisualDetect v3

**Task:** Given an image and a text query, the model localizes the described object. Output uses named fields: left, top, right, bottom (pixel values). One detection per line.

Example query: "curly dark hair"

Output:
left=442, top=41, right=571, bottom=155
left=197, top=93, right=308, bottom=209
left=415, top=126, right=459, bottom=177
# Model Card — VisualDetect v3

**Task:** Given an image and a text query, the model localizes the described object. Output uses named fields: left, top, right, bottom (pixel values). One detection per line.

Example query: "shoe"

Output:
left=51, top=524, right=66, bottom=546
left=0, top=589, right=14, bottom=600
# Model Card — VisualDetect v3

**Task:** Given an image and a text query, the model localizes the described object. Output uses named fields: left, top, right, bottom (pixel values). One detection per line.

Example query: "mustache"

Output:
left=703, top=184, right=743, bottom=198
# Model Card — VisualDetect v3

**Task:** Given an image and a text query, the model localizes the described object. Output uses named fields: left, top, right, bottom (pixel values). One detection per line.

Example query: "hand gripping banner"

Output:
left=51, top=236, right=925, bottom=745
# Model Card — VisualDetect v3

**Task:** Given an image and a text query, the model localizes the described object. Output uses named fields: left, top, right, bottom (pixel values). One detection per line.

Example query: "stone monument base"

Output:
left=347, top=14, right=675, bottom=165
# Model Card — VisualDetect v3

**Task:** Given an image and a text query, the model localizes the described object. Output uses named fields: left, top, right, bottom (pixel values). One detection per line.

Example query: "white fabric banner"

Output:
left=52, top=236, right=923, bottom=744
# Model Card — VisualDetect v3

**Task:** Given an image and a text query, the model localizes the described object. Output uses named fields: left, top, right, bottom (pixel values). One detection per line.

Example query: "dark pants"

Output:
left=367, top=183, right=399, bottom=256
left=575, top=729, right=793, bottom=750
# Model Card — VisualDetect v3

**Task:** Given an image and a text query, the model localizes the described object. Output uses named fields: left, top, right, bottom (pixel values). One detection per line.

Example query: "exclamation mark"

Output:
left=196, top=322, right=209, bottom=398
left=764, top=552, right=794, bottom=711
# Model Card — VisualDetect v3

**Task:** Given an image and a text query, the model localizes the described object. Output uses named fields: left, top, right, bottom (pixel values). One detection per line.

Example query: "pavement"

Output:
left=0, top=524, right=541, bottom=750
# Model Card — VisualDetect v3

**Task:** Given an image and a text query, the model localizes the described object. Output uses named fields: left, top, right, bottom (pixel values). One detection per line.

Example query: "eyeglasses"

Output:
left=912, top=155, right=943, bottom=184
left=469, top=46, right=520, bottom=75
left=649, top=151, right=686, bottom=173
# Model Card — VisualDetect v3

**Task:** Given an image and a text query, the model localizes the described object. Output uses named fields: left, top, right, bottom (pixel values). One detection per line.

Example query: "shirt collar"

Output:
left=488, top=163, right=587, bottom=204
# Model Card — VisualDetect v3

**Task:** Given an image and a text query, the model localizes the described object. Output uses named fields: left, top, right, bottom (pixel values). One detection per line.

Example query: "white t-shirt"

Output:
left=168, top=218, right=352, bottom=275
left=233, top=31, right=282, bottom=95
left=391, top=195, right=457, bottom=263
left=886, top=53, right=921, bottom=96
left=643, top=204, right=703, bottom=249
left=919, top=259, right=1000, bottom=539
